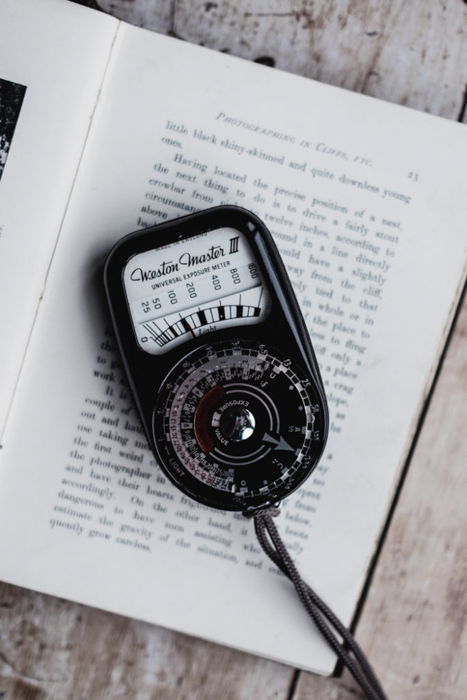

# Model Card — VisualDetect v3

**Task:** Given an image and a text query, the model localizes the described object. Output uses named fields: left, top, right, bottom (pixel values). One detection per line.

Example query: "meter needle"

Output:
left=180, top=315, right=196, bottom=339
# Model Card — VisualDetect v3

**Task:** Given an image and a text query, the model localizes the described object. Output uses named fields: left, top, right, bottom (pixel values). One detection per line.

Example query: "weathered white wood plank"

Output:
left=166, top=0, right=467, bottom=118
left=99, top=0, right=467, bottom=119
left=0, top=582, right=293, bottom=699
left=296, top=295, right=467, bottom=698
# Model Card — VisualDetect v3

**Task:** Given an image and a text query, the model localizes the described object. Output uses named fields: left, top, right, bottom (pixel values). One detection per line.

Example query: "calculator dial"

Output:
left=153, top=339, right=325, bottom=511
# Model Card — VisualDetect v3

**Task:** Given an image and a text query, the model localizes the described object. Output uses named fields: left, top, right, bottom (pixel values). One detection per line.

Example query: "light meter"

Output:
left=104, top=206, right=328, bottom=512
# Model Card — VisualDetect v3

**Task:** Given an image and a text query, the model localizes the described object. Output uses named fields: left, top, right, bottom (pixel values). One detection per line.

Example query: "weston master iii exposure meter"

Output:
left=104, top=206, right=387, bottom=700
left=104, top=206, right=328, bottom=512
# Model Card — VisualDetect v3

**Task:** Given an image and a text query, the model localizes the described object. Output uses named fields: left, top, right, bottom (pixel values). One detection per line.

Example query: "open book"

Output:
left=0, top=0, right=465, bottom=674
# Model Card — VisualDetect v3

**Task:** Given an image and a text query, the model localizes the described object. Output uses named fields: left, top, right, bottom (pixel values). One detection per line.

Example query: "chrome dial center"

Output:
left=218, top=406, right=256, bottom=442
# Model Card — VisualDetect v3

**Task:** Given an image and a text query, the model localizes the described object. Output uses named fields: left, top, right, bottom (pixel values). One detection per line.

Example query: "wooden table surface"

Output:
left=1, top=1, right=466, bottom=698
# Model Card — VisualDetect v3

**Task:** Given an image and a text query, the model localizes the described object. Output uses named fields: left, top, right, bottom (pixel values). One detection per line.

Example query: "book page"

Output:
left=0, top=23, right=466, bottom=673
left=0, top=0, right=117, bottom=432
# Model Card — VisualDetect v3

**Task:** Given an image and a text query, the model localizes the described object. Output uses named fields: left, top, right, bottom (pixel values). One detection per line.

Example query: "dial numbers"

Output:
left=153, top=341, right=324, bottom=510
left=123, top=227, right=270, bottom=355
left=140, top=295, right=263, bottom=349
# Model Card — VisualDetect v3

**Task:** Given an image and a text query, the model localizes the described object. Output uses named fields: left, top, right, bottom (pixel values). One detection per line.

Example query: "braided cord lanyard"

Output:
left=248, top=507, right=388, bottom=700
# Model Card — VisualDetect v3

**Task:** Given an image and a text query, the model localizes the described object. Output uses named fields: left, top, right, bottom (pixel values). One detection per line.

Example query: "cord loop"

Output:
left=249, top=508, right=388, bottom=700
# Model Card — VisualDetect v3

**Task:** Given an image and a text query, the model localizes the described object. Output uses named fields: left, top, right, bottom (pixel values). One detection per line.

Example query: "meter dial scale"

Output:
left=123, top=226, right=269, bottom=355
left=139, top=289, right=264, bottom=351
left=153, top=340, right=324, bottom=511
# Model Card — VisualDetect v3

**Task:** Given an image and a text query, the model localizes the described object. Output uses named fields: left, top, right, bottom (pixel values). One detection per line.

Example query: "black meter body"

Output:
left=104, top=206, right=328, bottom=512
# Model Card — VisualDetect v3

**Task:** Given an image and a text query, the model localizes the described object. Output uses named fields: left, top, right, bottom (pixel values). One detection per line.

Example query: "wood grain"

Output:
left=155, top=0, right=467, bottom=117
left=0, top=582, right=293, bottom=699
left=296, top=294, right=467, bottom=699
left=1, top=1, right=466, bottom=698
